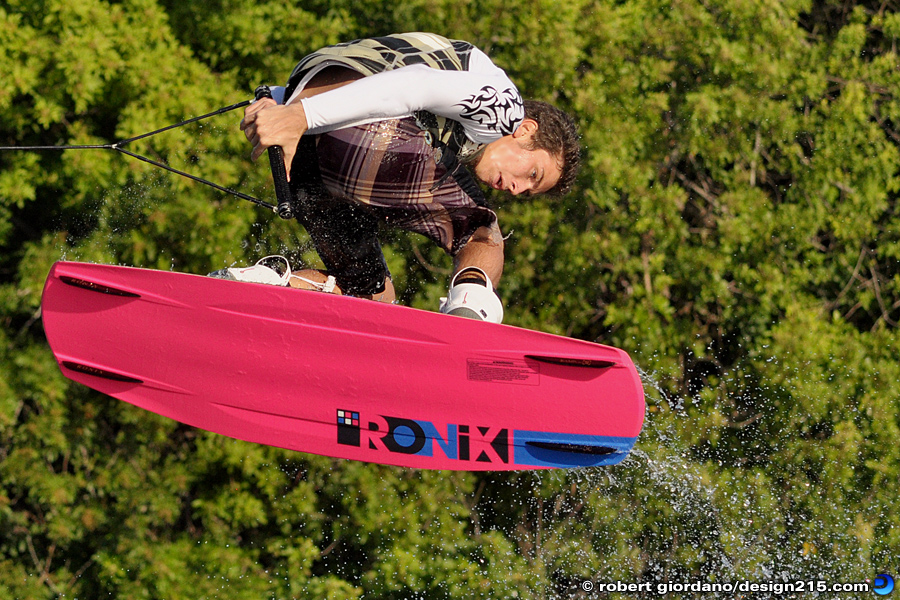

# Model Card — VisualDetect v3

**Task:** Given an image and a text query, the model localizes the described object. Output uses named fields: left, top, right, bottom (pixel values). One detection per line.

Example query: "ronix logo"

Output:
left=336, top=409, right=509, bottom=464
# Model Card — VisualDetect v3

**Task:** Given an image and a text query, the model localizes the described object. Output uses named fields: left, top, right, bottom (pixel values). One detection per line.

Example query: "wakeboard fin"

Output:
left=525, top=355, right=618, bottom=369
left=60, top=276, right=141, bottom=297
left=61, top=361, right=144, bottom=384
left=524, top=440, right=618, bottom=456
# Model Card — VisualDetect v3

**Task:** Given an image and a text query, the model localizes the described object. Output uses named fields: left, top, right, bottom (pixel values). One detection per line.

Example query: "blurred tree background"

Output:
left=1, top=0, right=898, bottom=597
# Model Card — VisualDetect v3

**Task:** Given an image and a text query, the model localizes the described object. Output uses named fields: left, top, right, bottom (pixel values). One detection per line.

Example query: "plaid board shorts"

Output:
left=288, top=117, right=497, bottom=296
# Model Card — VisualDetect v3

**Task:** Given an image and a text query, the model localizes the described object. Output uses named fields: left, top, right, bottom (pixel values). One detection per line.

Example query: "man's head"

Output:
left=472, top=100, right=580, bottom=197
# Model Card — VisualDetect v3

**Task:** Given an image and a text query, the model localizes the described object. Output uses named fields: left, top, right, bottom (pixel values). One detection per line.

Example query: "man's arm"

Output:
left=299, top=64, right=523, bottom=142
left=242, top=63, right=523, bottom=175
left=240, top=67, right=364, bottom=176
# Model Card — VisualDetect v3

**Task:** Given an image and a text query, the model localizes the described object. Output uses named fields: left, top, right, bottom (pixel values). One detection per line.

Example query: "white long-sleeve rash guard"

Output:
left=279, top=48, right=525, bottom=146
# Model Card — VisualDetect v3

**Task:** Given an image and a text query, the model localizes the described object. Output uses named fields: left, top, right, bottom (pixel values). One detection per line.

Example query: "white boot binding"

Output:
left=208, top=255, right=292, bottom=286
left=210, top=256, right=339, bottom=293
left=439, top=267, right=504, bottom=324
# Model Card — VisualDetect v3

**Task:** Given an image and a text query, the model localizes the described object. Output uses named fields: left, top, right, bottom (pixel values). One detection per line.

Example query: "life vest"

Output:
left=284, top=33, right=487, bottom=163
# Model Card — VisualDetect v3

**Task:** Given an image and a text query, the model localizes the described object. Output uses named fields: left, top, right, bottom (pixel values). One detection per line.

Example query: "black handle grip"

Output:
left=254, top=85, right=294, bottom=220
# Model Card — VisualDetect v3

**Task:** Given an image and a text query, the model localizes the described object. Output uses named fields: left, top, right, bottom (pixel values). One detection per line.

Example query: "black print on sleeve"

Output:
left=455, top=86, right=524, bottom=135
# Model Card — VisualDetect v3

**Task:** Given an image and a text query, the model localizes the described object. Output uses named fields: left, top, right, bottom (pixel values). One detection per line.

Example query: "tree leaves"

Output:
left=1, top=1, right=899, bottom=597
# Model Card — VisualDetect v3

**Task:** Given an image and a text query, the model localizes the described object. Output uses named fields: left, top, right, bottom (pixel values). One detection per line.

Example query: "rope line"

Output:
left=0, top=99, right=276, bottom=211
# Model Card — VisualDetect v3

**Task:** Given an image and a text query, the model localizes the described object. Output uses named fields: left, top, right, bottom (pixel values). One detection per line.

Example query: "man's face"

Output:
left=472, top=119, right=562, bottom=196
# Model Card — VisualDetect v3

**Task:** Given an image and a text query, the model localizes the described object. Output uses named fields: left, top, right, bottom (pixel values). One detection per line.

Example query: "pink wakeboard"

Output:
left=41, top=261, right=644, bottom=470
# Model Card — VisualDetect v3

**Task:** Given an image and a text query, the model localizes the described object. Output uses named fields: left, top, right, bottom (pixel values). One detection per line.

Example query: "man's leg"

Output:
left=288, top=269, right=396, bottom=303
left=289, top=139, right=393, bottom=303
left=453, top=222, right=505, bottom=284
left=286, top=68, right=394, bottom=303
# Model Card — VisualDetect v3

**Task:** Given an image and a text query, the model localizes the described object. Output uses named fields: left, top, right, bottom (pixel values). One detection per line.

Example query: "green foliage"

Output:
left=2, top=0, right=899, bottom=597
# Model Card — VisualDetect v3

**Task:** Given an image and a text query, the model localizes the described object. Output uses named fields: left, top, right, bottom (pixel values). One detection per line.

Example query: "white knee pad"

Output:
left=439, top=267, right=504, bottom=324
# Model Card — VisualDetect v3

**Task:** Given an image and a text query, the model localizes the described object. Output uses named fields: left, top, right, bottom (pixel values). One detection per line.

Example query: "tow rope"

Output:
left=0, top=97, right=282, bottom=213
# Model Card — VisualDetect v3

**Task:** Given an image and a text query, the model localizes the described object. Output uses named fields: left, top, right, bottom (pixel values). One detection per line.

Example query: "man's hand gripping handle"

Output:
left=254, top=86, right=294, bottom=220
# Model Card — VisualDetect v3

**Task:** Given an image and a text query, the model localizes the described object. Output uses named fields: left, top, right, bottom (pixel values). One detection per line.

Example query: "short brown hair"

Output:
left=523, top=100, right=581, bottom=196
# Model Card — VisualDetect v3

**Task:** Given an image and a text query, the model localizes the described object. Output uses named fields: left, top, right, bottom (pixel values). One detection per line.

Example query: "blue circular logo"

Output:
left=874, top=574, right=894, bottom=596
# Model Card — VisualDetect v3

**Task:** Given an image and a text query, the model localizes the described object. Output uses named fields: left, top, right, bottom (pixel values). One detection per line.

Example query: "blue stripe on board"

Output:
left=513, top=430, right=637, bottom=468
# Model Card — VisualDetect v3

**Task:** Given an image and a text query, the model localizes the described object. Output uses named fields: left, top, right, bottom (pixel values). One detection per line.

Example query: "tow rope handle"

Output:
left=254, top=85, right=295, bottom=220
